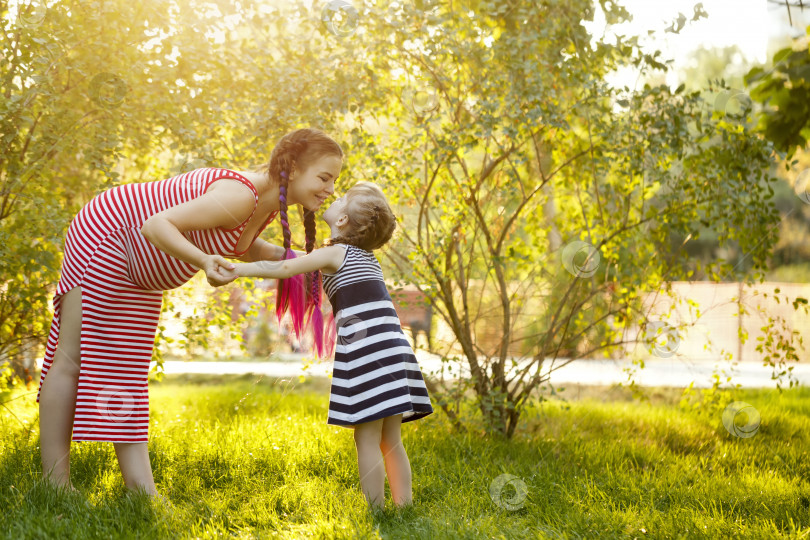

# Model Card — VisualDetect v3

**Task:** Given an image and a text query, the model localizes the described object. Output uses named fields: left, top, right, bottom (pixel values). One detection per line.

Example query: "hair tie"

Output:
left=280, top=171, right=288, bottom=179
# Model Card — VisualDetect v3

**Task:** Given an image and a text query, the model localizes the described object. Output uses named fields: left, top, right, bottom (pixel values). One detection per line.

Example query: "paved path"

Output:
left=152, top=351, right=810, bottom=389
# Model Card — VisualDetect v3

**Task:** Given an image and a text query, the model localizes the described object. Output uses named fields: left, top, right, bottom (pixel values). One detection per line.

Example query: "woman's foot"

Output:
left=154, top=492, right=173, bottom=510
left=125, top=488, right=174, bottom=512
left=42, top=477, right=78, bottom=493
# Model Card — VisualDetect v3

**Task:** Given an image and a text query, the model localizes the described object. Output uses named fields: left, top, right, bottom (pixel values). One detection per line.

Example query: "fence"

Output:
left=620, top=281, right=810, bottom=363
left=421, top=281, right=810, bottom=363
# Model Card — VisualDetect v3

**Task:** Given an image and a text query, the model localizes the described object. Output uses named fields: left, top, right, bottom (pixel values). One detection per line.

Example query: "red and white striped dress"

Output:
left=36, top=168, right=277, bottom=443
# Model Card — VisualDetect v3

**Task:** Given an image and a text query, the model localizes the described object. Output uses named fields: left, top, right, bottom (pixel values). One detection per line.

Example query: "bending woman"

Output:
left=36, top=128, right=342, bottom=495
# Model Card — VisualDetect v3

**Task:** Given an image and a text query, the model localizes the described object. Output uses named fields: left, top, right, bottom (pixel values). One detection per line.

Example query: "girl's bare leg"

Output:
left=380, top=414, right=412, bottom=507
left=353, top=418, right=385, bottom=509
left=38, top=287, right=82, bottom=489
left=113, top=442, right=157, bottom=495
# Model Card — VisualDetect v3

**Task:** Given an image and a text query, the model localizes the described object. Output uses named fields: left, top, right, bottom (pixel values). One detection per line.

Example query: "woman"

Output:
left=36, top=128, right=343, bottom=495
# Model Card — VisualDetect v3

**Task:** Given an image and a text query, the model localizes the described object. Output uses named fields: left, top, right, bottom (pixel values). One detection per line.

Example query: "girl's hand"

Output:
left=203, top=255, right=237, bottom=287
left=230, top=263, right=248, bottom=278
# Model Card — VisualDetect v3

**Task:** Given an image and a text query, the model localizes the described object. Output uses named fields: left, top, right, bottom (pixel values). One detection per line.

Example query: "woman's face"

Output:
left=288, top=154, right=342, bottom=210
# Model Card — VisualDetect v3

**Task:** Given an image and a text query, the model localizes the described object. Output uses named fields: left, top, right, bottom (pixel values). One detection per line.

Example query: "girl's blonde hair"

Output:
left=327, top=182, right=396, bottom=251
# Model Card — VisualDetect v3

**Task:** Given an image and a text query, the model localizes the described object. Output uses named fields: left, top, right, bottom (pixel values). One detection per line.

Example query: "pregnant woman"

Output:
left=36, top=128, right=343, bottom=495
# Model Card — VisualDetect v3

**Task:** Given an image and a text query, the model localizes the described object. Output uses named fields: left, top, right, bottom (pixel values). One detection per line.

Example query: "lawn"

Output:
left=1, top=374, right=809, bottom=539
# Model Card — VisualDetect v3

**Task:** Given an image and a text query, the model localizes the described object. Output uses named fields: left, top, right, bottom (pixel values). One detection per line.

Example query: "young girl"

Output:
left=231, top=181, right=434, bottom=509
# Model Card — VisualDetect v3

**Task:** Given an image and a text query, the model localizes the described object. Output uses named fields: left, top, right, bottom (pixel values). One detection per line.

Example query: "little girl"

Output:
left=231, top=181, right=434, bottom=509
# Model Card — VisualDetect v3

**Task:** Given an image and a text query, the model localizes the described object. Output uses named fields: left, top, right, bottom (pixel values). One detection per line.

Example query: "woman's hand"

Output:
left=203, top=255, right=237, bottom=287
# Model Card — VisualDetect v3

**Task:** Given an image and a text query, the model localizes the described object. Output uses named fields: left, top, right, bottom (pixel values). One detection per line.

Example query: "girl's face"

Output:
left=322, top=192, right=350, bottom=227
left=287, top=154, right=342, bottom=210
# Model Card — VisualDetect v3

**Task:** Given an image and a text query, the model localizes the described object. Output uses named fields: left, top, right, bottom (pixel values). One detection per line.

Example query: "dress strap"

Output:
left=212, top=168, right=259, bottom=201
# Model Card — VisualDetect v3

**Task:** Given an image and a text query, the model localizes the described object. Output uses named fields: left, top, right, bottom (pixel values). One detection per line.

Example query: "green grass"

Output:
left=1, top=375, right=809, bottom=539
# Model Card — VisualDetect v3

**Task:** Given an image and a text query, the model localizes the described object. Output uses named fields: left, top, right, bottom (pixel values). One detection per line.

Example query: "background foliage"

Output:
left=343, top=0, right=785, bottom=435
left=0, top=0, right=801, bottom=436
left=0, top=0, right=363, bottom=382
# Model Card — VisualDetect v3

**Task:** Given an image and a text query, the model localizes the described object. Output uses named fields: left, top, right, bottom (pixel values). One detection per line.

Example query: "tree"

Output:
left=680, top=44, right=810, bottom=275
left=679, top=45, right=749, bottom=92
left=2, top=0, right=798, bottom=439
left=0, top=0, right=366, bottom=384
left=747, top=31, right=810, bottom=157
left=340, top=0, right=783, bottom=437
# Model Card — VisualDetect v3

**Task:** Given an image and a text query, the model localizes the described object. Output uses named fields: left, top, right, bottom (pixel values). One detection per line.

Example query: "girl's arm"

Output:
left=234, top=245, right=345, bottom=279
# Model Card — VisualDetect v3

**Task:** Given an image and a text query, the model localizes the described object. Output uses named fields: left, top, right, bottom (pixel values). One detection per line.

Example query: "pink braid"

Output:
left=302, top=209, right=328, bottom=357
left=323, top=310, right=337, bottom=358
left=275, top=172, right=307, bottom=339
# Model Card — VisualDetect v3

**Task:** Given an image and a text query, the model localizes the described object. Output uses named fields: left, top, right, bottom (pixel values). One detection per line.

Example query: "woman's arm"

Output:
left=239, top=239, right=309, bottom=262
left=141, top=181, right=256, bottom=284
left=239, top=238, right=286, bottom=262
left=234, top=245, right=345, bottom=279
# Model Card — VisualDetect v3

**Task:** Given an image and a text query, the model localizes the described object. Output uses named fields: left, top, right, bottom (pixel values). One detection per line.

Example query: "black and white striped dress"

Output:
left=322, top=245, right=434, bottom=426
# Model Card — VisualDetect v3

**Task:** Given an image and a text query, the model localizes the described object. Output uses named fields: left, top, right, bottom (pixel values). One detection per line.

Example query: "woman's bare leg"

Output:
left=38, top=287, right=158, bottom=496
left=353, top=419, right=385, bottom=509
left=113, top=442, right=157, bottom=495
left=380, top=414, right=412, bottom=507
left=38, top=287, right=82, bottom=489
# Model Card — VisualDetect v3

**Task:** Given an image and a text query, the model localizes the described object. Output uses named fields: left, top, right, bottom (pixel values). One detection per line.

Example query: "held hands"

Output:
left=203, top=255, right=237, bottom=287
